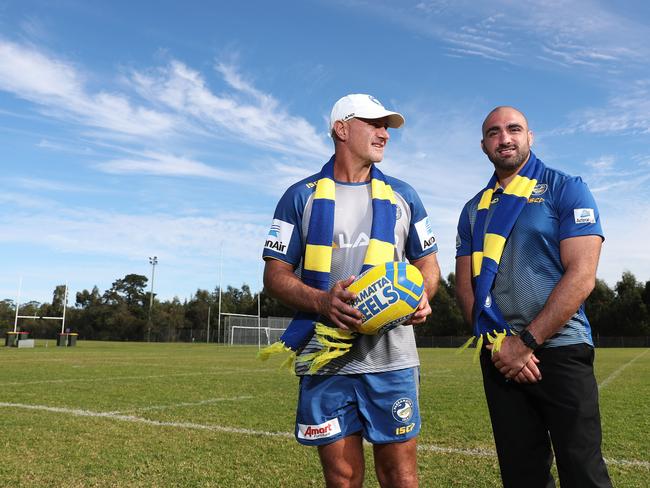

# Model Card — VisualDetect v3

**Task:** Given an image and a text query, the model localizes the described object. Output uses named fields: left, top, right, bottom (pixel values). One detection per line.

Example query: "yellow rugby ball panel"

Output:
left=348, top=262, right=425, bottom=335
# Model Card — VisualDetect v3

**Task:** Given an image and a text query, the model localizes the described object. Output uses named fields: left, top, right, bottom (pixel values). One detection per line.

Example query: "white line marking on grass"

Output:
left=0, top=369, right=272, bottom=387
left=0, top=402, right=647, bottom=470
left=418, top=444, right=495, bottom=457
left=0, top=402, right=294, bottom=439
left=107, top=396, right=255, bottom=414
left=599, top=349, right=650, bottom=390
left=603, top=458, right=650, bottom=468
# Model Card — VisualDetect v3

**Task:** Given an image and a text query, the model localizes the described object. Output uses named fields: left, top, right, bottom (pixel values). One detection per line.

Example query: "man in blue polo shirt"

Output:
left=455, top=106, right=611, bottom=487
left=263, top=94, right=440, bottom=487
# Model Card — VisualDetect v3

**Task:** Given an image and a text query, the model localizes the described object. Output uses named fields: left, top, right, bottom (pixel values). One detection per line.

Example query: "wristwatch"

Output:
left=519, top=329, right=541, bottom=351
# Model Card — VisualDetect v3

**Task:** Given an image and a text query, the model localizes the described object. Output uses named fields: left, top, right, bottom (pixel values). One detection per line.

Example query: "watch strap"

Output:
left=519, top=329, right=541, bottom=351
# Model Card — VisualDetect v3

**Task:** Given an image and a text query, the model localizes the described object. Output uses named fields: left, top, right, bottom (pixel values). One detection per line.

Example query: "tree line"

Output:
left=1, top=270, right=649, bottom=342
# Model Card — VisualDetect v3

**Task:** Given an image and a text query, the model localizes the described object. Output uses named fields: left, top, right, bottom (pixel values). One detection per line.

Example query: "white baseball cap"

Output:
left=329, top=94, right=405, bottom=132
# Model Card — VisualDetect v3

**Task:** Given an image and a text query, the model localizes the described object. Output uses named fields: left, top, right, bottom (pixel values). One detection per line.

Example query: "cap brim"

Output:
left=357, top=106, right=405, bottom=128
left=385, top=112, right=405, bottom=129
left=330, top=103, right=406, bottom=131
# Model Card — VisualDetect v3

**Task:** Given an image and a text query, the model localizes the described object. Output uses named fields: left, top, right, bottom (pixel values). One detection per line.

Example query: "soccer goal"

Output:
left=225, top=315, right=290, bottom=346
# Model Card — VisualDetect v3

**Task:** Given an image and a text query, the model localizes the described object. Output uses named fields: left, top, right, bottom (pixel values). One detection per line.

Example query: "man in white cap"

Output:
left=262, top=94, right=440, bottom=487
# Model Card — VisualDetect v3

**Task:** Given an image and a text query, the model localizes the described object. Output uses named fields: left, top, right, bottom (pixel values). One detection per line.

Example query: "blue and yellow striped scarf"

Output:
left=259, top=155, right=397, bottom=372
left=461, top=152, right=544, bottom=360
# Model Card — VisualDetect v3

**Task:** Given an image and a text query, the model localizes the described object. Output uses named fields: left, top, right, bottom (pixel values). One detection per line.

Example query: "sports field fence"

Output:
left=1, top=322, right=648, bottom=348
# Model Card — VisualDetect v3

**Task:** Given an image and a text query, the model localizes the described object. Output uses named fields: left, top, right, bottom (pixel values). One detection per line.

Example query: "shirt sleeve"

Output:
left=262, top=186, right=305, bottom=267
left=455, top=203, right=472, bottom=257
left=405, top=188, right=438, bottom=261
left=556, top=177, right=604, bottom=241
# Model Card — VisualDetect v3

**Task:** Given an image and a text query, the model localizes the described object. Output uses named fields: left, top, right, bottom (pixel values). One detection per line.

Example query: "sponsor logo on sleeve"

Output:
left=414, top=217, right=436, bottom=251
left=297, top=418, right=341, bottom=440
left=455, top=233, right=462, bottom=249
left=574, top=208, right=596, bottom=224
left=264, top=218, right=294, bottom=255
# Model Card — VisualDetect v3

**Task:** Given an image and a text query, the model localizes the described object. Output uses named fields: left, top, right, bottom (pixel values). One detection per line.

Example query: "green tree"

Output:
left=102, top=274, right=149, bottom=340
left=104, top=274, right=148, bottom=311
left=610, top=271, right=649, bottom=336
left=643, top=280, right=650, bottom=309
left=260, top=288, right=294, bottom=318
left=0, top=299, right=16, bottom=331
left=416, top=274, right=467, bottom=339
left=70, top=286, right=106, bottom=339
left=585, top=279, right=616, bottom=337
left=156, top=297, right=186, bottom=342
left=185, top=289, right=215, bottom=341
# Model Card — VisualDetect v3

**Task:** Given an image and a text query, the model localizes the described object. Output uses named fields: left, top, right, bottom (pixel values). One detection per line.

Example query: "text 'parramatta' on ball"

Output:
left=347, top=261, right=425, bottom=335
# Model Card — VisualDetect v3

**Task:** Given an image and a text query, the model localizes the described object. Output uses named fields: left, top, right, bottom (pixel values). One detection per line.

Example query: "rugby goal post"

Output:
left=13, top=278, right=68, bottom=334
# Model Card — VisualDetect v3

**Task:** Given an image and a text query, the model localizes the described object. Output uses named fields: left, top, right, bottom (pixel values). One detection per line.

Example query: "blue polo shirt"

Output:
left=456, top=163, right=604, bottom=348
left=262, top=169, right=437, bottom=374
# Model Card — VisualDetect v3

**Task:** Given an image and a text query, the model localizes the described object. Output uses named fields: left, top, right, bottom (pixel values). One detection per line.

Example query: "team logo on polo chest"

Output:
left=532, top=184, right=548, bottom=195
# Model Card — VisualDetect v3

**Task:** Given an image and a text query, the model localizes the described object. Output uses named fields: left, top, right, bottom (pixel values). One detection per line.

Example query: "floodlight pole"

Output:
left=206, top=305, right=211, bottom=344
left=258, top=260, right=262, bottom=349
left=217, top=242, right=223, bottom=345
left=147, top=256, right=158, bottom=342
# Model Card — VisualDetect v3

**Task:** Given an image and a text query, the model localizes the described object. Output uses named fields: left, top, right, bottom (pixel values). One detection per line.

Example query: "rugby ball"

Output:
left=348, top=261, right=425, bottom=335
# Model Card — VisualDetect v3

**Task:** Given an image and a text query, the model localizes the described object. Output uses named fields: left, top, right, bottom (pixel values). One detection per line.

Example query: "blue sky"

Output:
left=2, top=0, right=650, bottom=305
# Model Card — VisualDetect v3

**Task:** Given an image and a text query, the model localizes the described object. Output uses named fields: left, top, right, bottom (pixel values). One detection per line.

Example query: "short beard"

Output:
left=488, top=147, right=529, bottom=173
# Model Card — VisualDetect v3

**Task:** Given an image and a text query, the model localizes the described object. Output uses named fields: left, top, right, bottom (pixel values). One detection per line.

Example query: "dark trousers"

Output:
left=480, top=344, right=612, bottom=488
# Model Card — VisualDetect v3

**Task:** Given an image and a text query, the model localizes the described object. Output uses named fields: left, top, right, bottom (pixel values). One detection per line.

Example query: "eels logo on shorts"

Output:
left=392, top=398, right=414, bottom=423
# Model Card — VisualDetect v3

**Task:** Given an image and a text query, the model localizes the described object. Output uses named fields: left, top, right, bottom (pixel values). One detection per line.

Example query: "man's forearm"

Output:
left=264, top=261, right=325, bottom=315
left=527, top=267, right=595, bottom=343
left=455, top=256, right=474, bottom=326
left=527, top=236, right=601, bottom=343
left=264, top=259, right=363, bottom=330
left=412, top=253, right=440, bottom=301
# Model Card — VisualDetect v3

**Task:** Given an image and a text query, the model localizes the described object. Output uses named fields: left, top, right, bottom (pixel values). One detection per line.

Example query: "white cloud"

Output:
left=7, top=177, right=101, bottom=193
left=0, top=205, right=271, bottom=302
left=97, top=151, right=247, bottom=182
left=0, top=39, right=175, bottom=137
left=0, top=38, right=332, bottom=185
left=0, top=204, right=269, bottom=266
left=130, top=60, right=331, bottom=159
left=585, top=155, right=615, bottom=171
left=336, top=1, right=650, bottom=72
left=571, top=84, right=650, bottom=135
left=633, top=154, right=650, bottom=167
left=0, top=39, right=329, bottom=167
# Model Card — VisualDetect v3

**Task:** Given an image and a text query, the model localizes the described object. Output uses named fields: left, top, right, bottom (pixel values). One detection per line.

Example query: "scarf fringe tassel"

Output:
left=297, top=323, right=356, bottom=374
left=257, top=341, right=296, bottom=372
left=258, top=324, right=357, bottom=374
left=457, top=329, right=509, bottom=363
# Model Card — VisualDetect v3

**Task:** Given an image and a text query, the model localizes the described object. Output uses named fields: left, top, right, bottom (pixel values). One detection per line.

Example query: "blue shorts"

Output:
left=295, top=367, right=420, bottom=446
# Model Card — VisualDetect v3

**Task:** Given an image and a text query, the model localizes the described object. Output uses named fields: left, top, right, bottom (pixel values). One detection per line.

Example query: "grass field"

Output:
left=0, top=342, right=648, bottom=487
